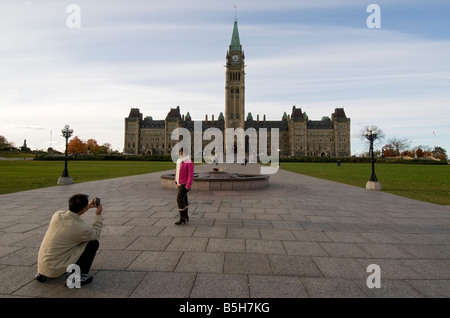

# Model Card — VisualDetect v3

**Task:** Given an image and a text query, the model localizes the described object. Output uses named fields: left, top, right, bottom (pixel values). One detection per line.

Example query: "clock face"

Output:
left=232, top=55, right=239, bottom=62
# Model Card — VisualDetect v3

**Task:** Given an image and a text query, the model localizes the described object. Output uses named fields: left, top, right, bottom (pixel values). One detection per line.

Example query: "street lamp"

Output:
left=364, top=126, right=382, bottom=190
left=57, top=124, right=74, bottom=185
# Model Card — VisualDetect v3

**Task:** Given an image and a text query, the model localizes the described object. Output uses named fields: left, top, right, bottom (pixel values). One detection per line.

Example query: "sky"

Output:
left=1, top=0, right=449, bottom=155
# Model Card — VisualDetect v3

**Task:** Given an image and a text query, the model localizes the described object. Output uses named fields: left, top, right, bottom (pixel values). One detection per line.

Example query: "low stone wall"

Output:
left=160, top=174, right=269, bottom=191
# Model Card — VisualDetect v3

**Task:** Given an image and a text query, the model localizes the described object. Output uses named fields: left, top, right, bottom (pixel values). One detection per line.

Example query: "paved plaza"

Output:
left=0, top=163, right=449, bottom=298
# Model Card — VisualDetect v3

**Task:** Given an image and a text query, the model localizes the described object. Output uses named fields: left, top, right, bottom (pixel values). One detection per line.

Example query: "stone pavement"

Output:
left=0, top=163, right=449, bottom=298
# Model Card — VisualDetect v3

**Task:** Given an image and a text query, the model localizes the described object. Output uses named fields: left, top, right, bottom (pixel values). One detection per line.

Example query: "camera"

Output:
left=94, top=197, right=100, bottom=207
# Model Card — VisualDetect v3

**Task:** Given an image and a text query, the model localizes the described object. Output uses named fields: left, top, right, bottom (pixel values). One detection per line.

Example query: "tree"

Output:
left=102, top=143, right=112, bottom=154
left=68, top=136, right=86, bottom=154
left=415, top=147, right=424, bottom=158
left=387, top=137, right=411, bottom=156
left=433, top=146, right=448, bottom=160
left=382, top=144, right=396, bottom=157
left=86, top=139, right=100, bottom=154
left=0, top=135, right=13, bottom=149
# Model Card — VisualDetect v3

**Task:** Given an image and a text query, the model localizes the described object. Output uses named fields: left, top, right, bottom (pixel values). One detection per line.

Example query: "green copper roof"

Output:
left=230, top=20, right=241, bottom=51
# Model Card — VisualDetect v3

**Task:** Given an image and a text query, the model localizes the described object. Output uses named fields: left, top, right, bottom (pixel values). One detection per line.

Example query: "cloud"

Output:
left=15, top=126, right=47, bottom=131
left=0, top=0, right=449, bottom=154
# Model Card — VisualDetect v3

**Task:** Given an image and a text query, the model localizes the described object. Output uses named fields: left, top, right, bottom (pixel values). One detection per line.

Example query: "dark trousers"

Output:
left=75, top=240, right=99, bottom=274
left=177, top=184, right=189, bottom=210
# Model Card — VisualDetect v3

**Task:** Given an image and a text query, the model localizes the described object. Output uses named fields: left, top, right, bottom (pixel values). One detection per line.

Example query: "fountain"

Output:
left=160, top=168, right=270, bottom=191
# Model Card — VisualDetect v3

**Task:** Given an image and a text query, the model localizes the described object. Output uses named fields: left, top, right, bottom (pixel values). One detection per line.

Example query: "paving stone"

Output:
left=356, top=279, right=424, bottom=298
left=301, top=277, right=367, bottom=298
left=0, top=265, right=39, bottom=295
left=249, top=275, right=308, bottom=298
left=207, top=238, right=245, bottom=253
left=406, top=280, right=450, bottom=297
left=260, top=229, right=295, bottom=241
left=191, top=273, right=249, bottom=298
left=131, top=271, right=196, bottom=298
left=282, top=241, right=329, bottom=256
left=268, top=255, right=322, bottom=277
left=245, top=239, right=286, bottom=254
left=71, top=270, right=146, bottom=298
left=312, top=257, right=367, bottom=279
left=324, top=231, right=368, bottom=243
left=227, top=228, right=261, bottom=239
left=93, top=250, right=141, bottom=270
left=127, top=251, right=182, bottom=271
left=224, top=253, right=272, bottom=275
left=320, top=243, right=371, bottom=258
left=126, top=236, right=172, bottom=251
left=193, top=227, right=227, bottom=238
left=358, top=243, right=416, bottom=259
left=166, top=237, right=208, bottom=252
left=290, top=230, right=332, bottom=242
left=175, top=252, right=224, bottom=273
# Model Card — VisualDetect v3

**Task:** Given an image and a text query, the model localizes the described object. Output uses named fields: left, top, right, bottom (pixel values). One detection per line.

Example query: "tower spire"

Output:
left=230, top=19, right=241, bottom=52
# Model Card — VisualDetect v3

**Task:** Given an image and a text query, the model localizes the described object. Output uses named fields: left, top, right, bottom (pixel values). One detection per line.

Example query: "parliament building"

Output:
left=124, top=20, right=351, bottom=158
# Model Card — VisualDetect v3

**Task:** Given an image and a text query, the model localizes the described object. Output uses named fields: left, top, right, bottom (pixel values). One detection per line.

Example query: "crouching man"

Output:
left=35, top=193, right=103, bottom=287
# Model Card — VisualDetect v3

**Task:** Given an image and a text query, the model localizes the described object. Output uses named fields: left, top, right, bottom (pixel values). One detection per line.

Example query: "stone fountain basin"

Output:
left=160, top=171, right=269, bottom=191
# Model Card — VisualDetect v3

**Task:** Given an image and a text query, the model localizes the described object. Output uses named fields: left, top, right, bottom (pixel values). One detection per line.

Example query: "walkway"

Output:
left=0, top=163, right=449, bottom=298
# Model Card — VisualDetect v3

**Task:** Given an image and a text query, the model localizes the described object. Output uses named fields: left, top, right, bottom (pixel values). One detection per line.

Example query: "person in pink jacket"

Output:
left=174, top=147, right=194, bottom=225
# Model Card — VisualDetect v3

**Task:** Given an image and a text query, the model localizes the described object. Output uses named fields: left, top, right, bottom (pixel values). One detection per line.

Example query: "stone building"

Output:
left=124, top=20, right=351, bottom=158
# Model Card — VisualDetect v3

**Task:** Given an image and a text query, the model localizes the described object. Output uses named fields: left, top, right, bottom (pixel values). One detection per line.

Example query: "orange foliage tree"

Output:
left=68, top=136, right=86, bottom=154
left=67, top=137, right=107, bottom=155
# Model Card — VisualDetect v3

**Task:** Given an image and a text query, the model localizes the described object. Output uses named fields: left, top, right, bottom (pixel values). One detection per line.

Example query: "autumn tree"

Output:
left=382, top=144, right=396, bottom=157
left=389, top=137, right=411, bottom=156
left=68, top=136, right=86, bottom=154
left=415, top=147, right=424, bottom=158
left=86, top=139, right=100, bottom=154
left=433, top=146, right=448, bottom=160
left=67, top=137, right=109, bottom=155
left=0, top=135, right=14, bottom=149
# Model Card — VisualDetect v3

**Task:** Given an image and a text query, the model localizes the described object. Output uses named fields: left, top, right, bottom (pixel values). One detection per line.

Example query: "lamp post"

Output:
left=364, top=126, right=382, bottom=190
left=57, top=124, right=74, bottom=185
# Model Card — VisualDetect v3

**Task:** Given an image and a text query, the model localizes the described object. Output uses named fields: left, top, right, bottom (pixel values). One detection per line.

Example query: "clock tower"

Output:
left=225, top=19, right=245, bottom=131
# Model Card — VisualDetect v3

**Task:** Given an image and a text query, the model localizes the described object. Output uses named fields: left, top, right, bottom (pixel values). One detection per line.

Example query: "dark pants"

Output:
left=177, top=184, right=189, bottom=210
left=75, top=240, right=99, bottom=274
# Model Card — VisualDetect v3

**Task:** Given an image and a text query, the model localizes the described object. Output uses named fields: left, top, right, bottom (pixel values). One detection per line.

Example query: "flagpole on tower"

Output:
left=234, top=4, right=237, bottom=21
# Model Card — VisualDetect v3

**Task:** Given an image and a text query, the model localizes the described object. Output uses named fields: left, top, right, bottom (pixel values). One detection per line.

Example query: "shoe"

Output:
left=80, top=275, right=93, bottom=286
left=185, top=208, right=189, bottom=222
left=175, top=210, right=187, bottom=225
left=35, top=273, right=46, bottom=283
left=64, top=274, right=93, bottom=287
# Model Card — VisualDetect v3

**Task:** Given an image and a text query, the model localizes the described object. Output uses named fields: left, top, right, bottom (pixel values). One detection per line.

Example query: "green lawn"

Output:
left=281, top=162, right=450, bottom=206
left=1, top=160, right=449, bottom=206
left=0, top=160, right=175, bottom=195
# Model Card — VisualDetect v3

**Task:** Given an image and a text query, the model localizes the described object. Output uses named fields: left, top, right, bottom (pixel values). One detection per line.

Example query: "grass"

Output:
left=281, top=162, right=450, bottom=206
left=0, top=160, right=175, bottom=195
left=1, top=160, right=449, bottom=206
